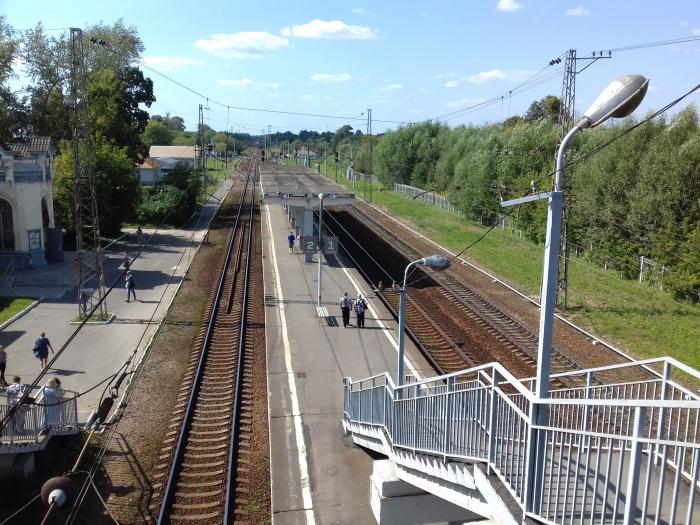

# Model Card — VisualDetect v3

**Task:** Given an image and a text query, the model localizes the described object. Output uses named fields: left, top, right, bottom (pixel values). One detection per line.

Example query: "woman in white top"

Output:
left=38, top=377, right=63, bottom=432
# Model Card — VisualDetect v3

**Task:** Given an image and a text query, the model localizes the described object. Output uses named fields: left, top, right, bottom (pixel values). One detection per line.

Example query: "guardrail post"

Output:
left=413, top=385, right=421, bottom=451
left=655, top=361, right=671, bottom=465
left=524, top=400, right=547, bottom=515
left=623, top=406, right=645, bottom=525
left=487, top=368, right=500, bottom=474
left=443, top=377, right=455, bottom=461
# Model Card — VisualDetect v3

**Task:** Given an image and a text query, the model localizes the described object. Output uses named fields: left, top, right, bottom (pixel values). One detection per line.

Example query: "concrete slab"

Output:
left=263, top=199, right=435, bottom=525
left=0, top=178, right=235, bottom=422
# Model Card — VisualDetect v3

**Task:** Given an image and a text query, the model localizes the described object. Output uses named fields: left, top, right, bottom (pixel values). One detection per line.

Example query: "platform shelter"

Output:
left=260, top=164, right=354, bottom=262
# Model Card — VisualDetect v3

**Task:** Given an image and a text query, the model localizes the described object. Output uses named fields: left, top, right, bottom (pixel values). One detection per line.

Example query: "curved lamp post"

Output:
left=501, top=74, right=648, bottom=515
left=397, top=255, right=451, bottom=388
left=536, top=74, right=648, bottom=400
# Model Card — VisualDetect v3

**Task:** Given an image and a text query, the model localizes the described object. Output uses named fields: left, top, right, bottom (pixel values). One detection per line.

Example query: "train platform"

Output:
left=0, top=179, right=234, bottom=422
left=262, top=198, right=436, bottom=524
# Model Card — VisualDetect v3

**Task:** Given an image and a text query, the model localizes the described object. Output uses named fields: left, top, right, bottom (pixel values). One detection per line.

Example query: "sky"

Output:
left=3, top=0, right=700, bottom=134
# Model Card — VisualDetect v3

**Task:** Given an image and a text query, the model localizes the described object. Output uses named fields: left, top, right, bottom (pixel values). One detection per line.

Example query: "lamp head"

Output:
left=578, top=75, right=649, bottom=129
left=420, top=255, right=451, bottom=269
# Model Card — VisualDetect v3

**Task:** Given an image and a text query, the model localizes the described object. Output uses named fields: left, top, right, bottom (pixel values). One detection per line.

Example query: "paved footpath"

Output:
left=263, top=200, right=435, bottom=525
left=0, top=179, right=234, bottom=421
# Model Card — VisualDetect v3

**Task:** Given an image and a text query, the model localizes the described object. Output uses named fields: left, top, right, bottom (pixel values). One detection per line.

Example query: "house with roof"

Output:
left=135, top=156, right=182, bottom=186
left=0, top=137, right=58, bottom=269
left=149, top=145, right=197, bottom=167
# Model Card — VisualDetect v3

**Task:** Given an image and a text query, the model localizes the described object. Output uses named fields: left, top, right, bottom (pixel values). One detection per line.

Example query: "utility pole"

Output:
left=198, top=104, right=206, bottom=197
left=68, top=28, right=108, bottom=320
left=555, top=49, right=576, bottom=311
left=366, top=108, right=373, bottom=203
left=268, top=125, right=272, bottom=163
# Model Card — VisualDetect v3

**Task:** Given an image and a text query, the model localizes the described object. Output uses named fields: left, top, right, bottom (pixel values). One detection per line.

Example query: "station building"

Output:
left=0, top=137, right=59, bottom=270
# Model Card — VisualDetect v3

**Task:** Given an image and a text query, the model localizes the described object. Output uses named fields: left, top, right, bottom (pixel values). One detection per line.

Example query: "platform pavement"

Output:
left=0, top=178, right=235, bottom=421
left=263, top=200, right=436, bottom=525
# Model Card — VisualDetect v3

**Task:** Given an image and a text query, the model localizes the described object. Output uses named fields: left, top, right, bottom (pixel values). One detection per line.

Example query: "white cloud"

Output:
left=217, top=78, right=281, bottom=90
left=445, top=98, right=486, bottom=108
left=141, top=55, right=204, bottom=72
left=680, top=21, right=689, bottom=27
left=409, top=109, right=424, bottom=114
left=382, top=83, right=403, bottom=92
left=281, top=19, right=378, bottom=40
left=417, top=87, right=430, bottom=94
left=445, top=80, right=460, bottom=88
left=467, top=68, right=534, bottom=84
left=693, top=28, right=700, bottom=36
left=195, top=32, right=289, bottom=59
left=352, top=8, right=366, bottom=14
left=497, top=0, right=523, bottom=12
left=565, top=6, right=590, bottom=16
left=310, top=73, right=353, bottom=83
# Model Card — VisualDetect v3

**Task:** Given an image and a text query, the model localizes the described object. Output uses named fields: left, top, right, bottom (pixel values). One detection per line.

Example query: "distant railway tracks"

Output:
left=324, top=203, right=651, bottom=385
left=150, top=159, right=264, bottom=524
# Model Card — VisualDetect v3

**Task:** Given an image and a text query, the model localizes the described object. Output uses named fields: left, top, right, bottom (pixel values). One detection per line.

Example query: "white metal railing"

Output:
left=394, top=183, right=460, bottom=214
left=0, top=387, right=79, bottom=447
left=343, top=357, right=700, bottom=525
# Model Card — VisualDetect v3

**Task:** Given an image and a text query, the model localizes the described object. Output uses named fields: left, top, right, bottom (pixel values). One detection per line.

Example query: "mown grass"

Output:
left=0, top=297, right=35, bottom=325
left=319, top=170, right=700, bottom=372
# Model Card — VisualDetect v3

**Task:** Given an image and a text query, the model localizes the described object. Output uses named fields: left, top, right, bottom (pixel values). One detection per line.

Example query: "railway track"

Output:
left=149, top=160, right=258, bottom=524
left=323, top=205, right=590, bottom=384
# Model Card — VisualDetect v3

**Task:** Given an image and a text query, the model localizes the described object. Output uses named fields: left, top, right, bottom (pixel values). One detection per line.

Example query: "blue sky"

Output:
left=4, top=0, right=700, bottom=133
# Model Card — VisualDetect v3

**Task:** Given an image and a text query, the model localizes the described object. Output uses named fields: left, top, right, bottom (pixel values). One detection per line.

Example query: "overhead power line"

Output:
left=139, top=63, right=408, bottom=126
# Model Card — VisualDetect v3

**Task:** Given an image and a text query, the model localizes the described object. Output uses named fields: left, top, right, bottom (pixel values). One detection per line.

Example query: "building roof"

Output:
left=7, top=137, right=53, bottom=157
left=137, top=157, right=161, bottom=169
left=149, top=145, right=196, bottom=159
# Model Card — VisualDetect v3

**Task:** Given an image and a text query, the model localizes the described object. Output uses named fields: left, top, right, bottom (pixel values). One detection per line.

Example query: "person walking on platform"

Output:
left=339, top=292, right=353, bottom=327
left=287, top=231, right=296, bottom=254
left=354, top=294, right=368, bottom=328
left=33, top=332, right=54, bottom=370
left=125, top=271, right=136, bottom=302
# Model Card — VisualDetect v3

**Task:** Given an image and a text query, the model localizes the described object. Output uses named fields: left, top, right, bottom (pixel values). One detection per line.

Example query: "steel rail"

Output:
left=156, top=166, right=252, bottom=525
left=223, top=161, right=256, bottom=523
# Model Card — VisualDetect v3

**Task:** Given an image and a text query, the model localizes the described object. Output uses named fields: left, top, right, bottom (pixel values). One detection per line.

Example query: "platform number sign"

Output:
left=300, top=236, right=319, bottom=254
left=322, top=236, right=338, bottom=254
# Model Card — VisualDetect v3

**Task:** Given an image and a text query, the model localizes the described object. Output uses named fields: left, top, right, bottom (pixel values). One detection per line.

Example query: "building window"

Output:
left=0, top=199, right=15, bottom=250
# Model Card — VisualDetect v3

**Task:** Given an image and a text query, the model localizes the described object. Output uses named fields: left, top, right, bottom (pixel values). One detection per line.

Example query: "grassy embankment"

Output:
left=311, top=164, right=700, bottom=372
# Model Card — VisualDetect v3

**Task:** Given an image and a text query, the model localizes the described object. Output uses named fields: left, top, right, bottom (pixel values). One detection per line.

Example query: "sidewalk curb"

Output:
left=0, top=298, right=42, bottom=331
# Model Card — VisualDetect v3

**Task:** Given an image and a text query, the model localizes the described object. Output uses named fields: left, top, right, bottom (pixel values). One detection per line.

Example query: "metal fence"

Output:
left=343, top=357, right=700, bottom=525
left=394, top=183, right=461, bottom=214
left=0, top=386, right=79, bottom=447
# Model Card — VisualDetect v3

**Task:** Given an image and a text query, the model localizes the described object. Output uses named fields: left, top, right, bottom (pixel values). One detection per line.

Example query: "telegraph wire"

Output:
left=139, top=63, right=408, bottom=125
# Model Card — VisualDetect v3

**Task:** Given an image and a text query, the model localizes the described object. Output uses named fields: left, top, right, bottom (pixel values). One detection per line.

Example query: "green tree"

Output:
left=142, top=120, right=173, bottom=147
left=88, top=66, right=154, bottom=160
left=524, top=95, right=561, bottom=124
left=0, top=16, right=25, bottom=142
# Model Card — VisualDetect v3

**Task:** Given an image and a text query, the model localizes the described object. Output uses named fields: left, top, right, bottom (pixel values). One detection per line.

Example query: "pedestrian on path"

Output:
left=0, top=345, right=7, bottom=387
left=33, top=332, right=54, bottom=370
left=136, top=226, right=144, bottom=245
left=340, top=292, right=353, bottom=327
left=6, top=376, right=27, bottom=434
left=125, top=271, right=136, bottom=302
left=354, top=294, right=368, bottom=328
left=123, top=252, right=131, bottom=271
left=287, top=231, right=296, bottom=254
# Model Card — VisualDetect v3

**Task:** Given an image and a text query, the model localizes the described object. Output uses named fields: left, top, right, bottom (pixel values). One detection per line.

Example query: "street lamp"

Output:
left=498, top=75, right=648, bottom=513
left=317, top=193, right=324, bottom=309
left=397, top=255, right=451, bottom=388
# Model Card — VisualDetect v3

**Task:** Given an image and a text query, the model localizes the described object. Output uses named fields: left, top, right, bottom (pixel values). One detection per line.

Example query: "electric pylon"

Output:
left=68, top=28, right=108, bottom=320
left=556, top=49, right=576, bottom=311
